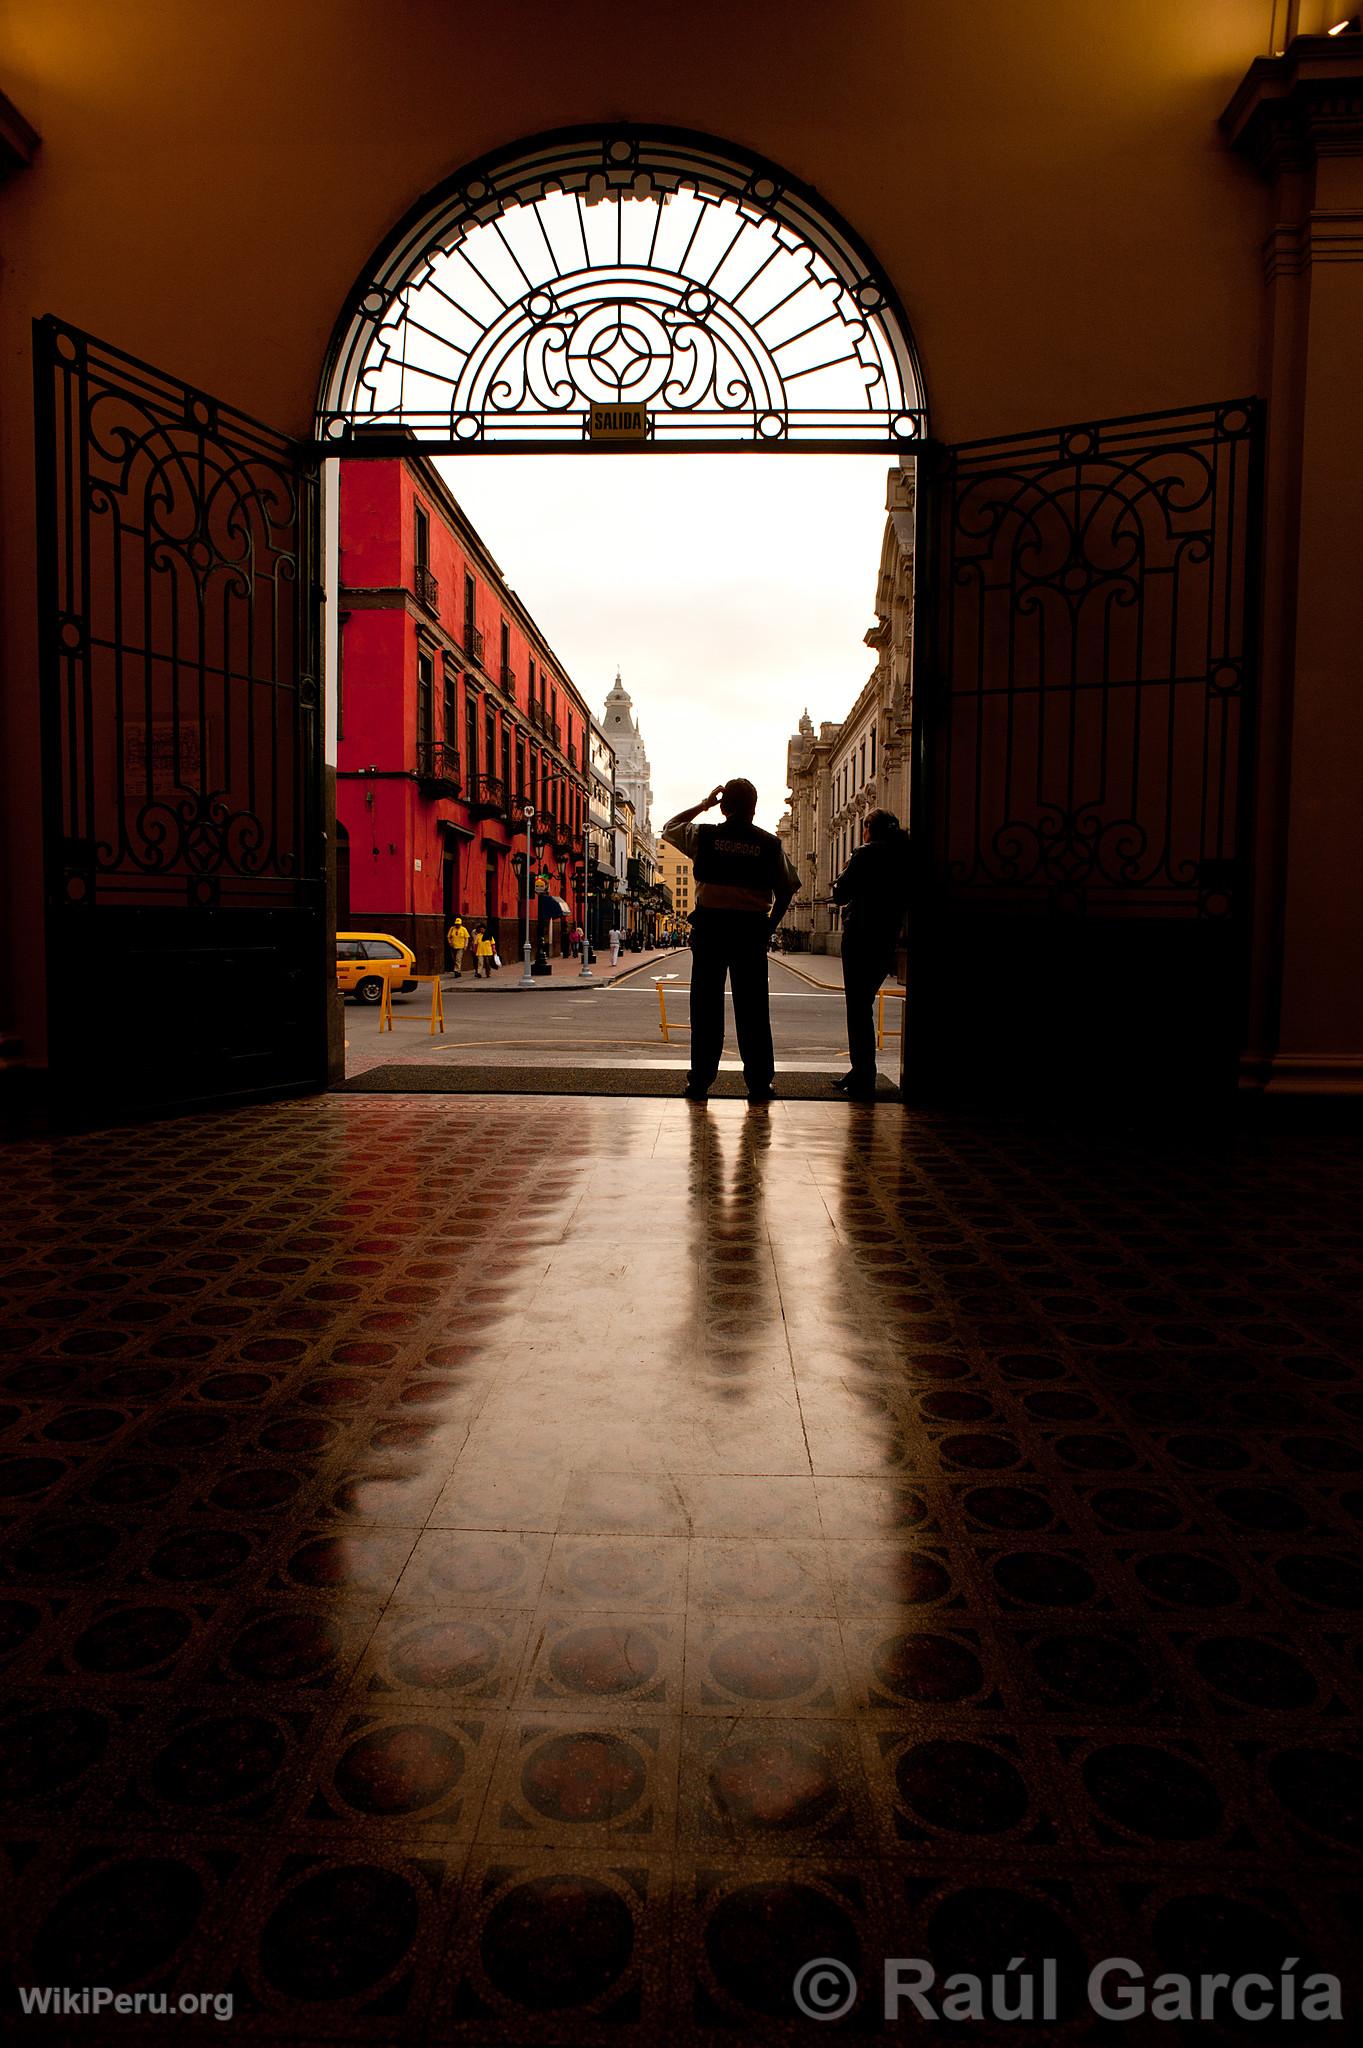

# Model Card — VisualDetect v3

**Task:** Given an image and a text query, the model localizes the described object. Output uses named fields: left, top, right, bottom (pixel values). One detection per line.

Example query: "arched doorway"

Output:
left=35, top=127, right=1261, bottom=1122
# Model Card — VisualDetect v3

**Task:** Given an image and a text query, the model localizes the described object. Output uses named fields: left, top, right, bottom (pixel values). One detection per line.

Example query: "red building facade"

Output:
left=336, top=457, right=593, bottom=970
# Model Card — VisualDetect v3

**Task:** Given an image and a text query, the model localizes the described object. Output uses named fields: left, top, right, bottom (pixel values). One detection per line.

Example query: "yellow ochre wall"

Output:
left=0, top=0, right=1357, bottom=1091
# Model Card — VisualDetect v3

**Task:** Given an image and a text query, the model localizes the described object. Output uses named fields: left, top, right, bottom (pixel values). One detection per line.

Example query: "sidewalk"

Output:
left=776, top=948, right=906, bottom=995
left=776, top=948, right=845, bottom=990
left=440, top=945, right=680, bottom=990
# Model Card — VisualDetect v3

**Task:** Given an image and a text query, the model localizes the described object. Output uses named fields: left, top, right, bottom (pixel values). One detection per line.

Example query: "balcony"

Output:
left=468, top=773, right=507, bottom=819
left=415, top=740, right=461, bottom=797
left=415, top=564, right=439, bottom=615
left=529, top=701, right=558, bottom=746
left=552, top=822, right=573, bottom=856
left=500, top=663, right=516, bottom=696
left=463, top=621, right=485, bottom=668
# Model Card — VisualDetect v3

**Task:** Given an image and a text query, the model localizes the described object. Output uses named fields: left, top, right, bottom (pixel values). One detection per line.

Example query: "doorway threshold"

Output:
left=333, top=1064, right=900, bottom=1100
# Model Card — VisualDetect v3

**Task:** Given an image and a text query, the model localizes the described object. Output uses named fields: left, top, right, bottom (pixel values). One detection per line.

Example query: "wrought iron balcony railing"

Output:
left=463, top=621, right=485, bottom=667
left=469, top=773, right=507, bottom=817
left=500, top=663, right=516, bottom=695
left=528, top=699, right=547, bottom=734
left=415, top=564, right=439, bottom=614
left=415, top=740, right=461, bottom=796
left=552, top=823, right=573, bottom=856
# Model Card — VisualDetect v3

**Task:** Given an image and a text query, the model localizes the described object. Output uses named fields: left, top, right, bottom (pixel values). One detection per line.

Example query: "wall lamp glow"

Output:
left=1329, top=15, right=1361, bottom=32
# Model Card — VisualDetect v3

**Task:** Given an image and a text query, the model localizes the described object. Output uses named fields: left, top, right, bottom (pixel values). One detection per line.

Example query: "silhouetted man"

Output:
left=832, top=807, right=911, bottom=1099
left=663, top=780, right=799, bottom=1103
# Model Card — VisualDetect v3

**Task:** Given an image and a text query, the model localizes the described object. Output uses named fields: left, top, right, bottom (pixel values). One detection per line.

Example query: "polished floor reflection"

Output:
left=2, top=1096, right=1362, bottom=2042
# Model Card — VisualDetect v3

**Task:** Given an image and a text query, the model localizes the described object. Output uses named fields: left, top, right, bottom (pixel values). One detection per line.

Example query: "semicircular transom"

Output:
left=320, top=127, right=926, bottom=450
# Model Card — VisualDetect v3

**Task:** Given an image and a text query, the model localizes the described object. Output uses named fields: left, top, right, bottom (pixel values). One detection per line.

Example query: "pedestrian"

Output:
left=447, top=916, right=470, bottom=977
left=569, top=923, right=583, bottom=958
left=475, top=926, right=497, bottom=978
left=609, top=925, right=622, bottom=966
left=831, top=808, right=911, bottom=1100
left=662, top=779, right=799, bottom=1105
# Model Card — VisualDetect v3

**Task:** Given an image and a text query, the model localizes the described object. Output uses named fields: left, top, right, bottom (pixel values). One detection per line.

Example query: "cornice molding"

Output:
left=1222, top=37, right=1363, bottom=173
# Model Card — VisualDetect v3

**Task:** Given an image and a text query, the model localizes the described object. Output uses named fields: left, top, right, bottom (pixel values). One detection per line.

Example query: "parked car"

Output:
left=336, top=932, right=418, bottom=1005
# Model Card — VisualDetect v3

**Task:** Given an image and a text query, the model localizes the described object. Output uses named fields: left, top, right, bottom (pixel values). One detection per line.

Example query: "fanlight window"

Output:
left=321, top=129, right=925, bottom=449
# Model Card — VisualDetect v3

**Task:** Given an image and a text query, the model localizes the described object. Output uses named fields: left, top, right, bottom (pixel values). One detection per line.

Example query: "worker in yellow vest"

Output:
left=474, top=927, right=497, bottom=978
left=447, top=917, right=470, bottom=976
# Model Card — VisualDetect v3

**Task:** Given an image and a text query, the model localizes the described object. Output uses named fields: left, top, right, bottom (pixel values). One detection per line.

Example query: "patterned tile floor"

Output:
left=1, top=1094, right=1361, bottom=2044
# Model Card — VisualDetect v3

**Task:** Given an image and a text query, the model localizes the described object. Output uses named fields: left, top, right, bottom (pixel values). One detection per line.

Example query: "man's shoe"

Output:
left=844, top=1081, right=879, bottom=1102
left=746, top=1082, right=777, bottom=1104
left=831, top=1072, right=854, bottom=1091
left=682, top=1082, right=708, bottom=1103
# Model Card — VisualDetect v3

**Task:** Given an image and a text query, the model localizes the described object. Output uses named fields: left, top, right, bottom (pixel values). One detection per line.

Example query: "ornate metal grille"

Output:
left=415, top=741, right=461, bottom=795
left=922, top=401, right=1262, bottom=918
left=469, top=773, right=508, bottom=817
left=319, top=126, right=925, bottom=451
left=35, top=317, right=325, bottom=1116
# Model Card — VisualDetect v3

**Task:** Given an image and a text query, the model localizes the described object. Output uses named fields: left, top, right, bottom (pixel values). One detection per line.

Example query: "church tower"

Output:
left=601, top=672, right=653, bottom=837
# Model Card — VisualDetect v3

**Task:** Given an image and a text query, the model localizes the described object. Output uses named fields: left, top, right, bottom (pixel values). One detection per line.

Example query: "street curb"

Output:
left=775, top=955, right=907, bottom=999
left=774, top=955, right=842, bottom=993
left=437, top=956, right=677, bottom=993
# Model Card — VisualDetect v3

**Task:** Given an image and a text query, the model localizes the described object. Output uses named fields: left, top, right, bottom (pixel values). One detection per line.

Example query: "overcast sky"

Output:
left=434, top=454, right=891, bottom=836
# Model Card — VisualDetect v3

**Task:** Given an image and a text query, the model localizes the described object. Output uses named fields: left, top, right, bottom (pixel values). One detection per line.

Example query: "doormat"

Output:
left=335, top=1065, right=900, bottom=1101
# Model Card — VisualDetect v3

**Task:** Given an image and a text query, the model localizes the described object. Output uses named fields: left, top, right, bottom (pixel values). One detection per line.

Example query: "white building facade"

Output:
left=781, top=468, right=915, bottom=951
left=586, top=717, right=618, bottom=950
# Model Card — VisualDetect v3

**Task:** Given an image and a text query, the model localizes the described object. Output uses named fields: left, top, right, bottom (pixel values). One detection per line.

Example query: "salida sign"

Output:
left=588, top=404, right=650, bottom=441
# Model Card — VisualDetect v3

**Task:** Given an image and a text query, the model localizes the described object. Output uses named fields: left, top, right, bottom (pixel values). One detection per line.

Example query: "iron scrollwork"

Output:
left=925, top=401, right=1262, bottom=918
left=36, top=317, right=321, bottom=911
left=319, top=127, right=926, bottom=449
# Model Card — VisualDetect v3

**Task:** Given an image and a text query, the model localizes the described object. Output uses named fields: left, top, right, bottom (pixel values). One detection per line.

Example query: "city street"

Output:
left=344, top=947, right=904, bottom=1083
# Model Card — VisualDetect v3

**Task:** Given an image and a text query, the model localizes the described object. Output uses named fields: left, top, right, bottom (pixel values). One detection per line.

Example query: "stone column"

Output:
left=1223, top=36, right=1363, bottom=1098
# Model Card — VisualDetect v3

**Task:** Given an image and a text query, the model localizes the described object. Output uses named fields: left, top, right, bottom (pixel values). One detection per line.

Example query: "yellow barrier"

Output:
left=653, top=974, right=683, bottom=1043
left=379, top=973, right=445, bottom=1035
left=876, top=987, right=906, bottom=1050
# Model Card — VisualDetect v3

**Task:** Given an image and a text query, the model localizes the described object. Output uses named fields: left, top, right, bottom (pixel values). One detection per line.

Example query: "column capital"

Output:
left=1222, top=37, right=1363, bottom=174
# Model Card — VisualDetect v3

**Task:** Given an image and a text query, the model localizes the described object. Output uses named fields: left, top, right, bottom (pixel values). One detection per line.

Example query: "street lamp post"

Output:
left=578, top=814, right=594, bottom=979
left=519, top=805, right=536, bottom=987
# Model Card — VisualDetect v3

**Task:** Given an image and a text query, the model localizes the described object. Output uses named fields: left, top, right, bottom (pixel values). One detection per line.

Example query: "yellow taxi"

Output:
left=336, top=932, right=418, bottom=1005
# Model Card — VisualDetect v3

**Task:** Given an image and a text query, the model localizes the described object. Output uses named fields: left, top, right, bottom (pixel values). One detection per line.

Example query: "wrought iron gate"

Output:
left=910, top=401, right=1263, bottom=1105
left=35, top=319, right=326, bottom=1122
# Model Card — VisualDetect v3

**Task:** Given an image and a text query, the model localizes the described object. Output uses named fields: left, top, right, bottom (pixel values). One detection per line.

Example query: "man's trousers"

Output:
left=687, top=911, right=774, bottom=1093
left=841, top=934, right=895, bottom=1088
